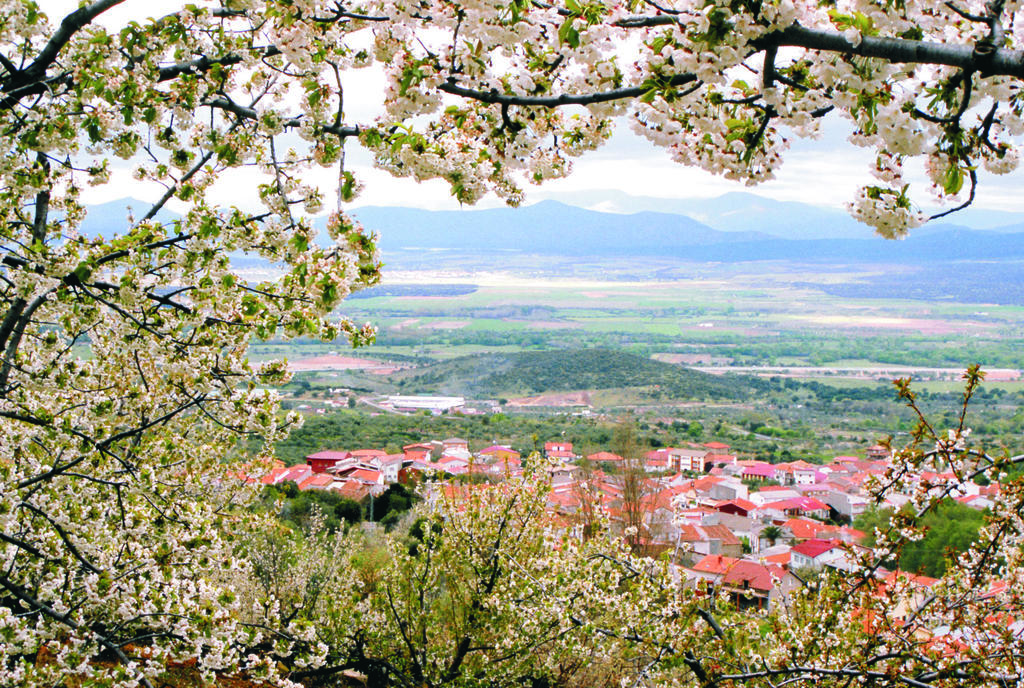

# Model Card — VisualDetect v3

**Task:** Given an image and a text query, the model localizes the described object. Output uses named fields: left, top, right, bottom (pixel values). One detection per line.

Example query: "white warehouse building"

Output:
left=385, top=395, right=465, bottom=412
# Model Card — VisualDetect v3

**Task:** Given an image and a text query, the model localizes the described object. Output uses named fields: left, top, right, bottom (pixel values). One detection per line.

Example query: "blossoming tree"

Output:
left=2, top=0, right=1024, bottom=686
left=363, top=0, right=1024, bottom=233
left=0, top=1, right=381, bottom=684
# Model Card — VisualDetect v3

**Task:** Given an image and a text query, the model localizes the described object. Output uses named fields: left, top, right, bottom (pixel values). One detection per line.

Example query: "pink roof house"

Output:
left=306, top=450, right=352, bottom=474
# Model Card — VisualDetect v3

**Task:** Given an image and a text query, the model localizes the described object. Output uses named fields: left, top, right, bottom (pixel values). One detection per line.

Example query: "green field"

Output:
left=252, top=257, right=1024, bottom=459
left=325, top=260, right=1024, bottom=372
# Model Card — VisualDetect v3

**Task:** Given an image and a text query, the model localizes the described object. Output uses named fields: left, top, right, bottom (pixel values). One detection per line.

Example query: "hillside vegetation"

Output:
left=391, top=349, right=767, bottom=399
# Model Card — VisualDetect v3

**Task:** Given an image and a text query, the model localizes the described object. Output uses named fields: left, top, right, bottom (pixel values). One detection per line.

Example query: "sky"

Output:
left=38, top=0, right=1024, bottom=218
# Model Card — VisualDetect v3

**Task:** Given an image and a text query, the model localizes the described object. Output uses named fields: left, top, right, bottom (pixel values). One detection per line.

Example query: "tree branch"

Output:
left=20, top=0, right=125, bottom=82
left=206, top=96, right=360, bottom=138
left=760, top=23, right=1024, bottom=77
left=18, top=500, right=101, bottom=574
left=0, top=571, right=156, bottom=688
left=439, top=73, right=698, bottom=107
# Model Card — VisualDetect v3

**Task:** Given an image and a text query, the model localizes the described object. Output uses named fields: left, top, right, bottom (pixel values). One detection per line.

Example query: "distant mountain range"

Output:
left=527, top=189, right=1024, bottom=237
left=349, top=197, right=1024, bottom=263
left=77, top=193, right=1024, bottom=265
left=350, top=201, right=769, bottom=254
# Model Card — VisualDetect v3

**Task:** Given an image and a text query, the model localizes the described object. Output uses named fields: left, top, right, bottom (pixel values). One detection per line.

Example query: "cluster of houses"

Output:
left=258, top=437, right=524, bottom=502
left=254, top=436, right=1000, bottom=613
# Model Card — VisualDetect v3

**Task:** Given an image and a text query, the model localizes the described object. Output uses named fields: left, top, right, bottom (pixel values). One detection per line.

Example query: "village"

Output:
left=255, top=434, right=1001, bottom=614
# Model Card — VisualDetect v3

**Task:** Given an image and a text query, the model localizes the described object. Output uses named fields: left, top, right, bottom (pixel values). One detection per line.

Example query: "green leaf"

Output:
left=943, top=164, right=964, bottom=195
left=85, top=118, right=102, bottom=144
left=558, top=19, right=580, bottom=48
left=340, top=171, right=357, bottom=202
left=72, top=264, right=92, bottom=283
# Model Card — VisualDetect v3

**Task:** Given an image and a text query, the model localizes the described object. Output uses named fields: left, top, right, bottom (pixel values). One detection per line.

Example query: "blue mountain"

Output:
left=73, top=195, right=1024, bottom=265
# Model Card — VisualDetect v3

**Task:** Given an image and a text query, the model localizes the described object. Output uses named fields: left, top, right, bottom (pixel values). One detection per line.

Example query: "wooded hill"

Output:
left=391, top=349, right=768, bottom=399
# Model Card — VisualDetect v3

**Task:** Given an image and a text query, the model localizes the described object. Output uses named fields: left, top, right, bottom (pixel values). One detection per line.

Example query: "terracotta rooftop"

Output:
left=791, top=538, right=841, bottom=559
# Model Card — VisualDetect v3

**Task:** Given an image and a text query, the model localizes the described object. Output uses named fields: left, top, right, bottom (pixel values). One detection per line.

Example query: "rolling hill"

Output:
left=390, top=349, right=768, bottom=400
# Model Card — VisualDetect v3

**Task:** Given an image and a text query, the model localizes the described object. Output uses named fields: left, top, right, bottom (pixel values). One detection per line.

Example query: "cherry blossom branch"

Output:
left=0, top=177, right=49, bottom=379
left=204, top=96, right=359, bottom=139
left=945, top=2, right=991, bottom=23
left=16, top=395, right=205, bottom=489
left=0, top=572, right=157, bottom=688
left=0, top=530, right=47, bottom=559
left=438, top=25, right=1024, bottom=120
left=155, top=47, right=280, bottom=84
left=18, top=500, right=101, bottom=574
left=0, top=53, right=16, bottom=77
left=439, top=73, right=699, bottom=106
left=717, top=666, right=943, bottom=688
left=12, top=0, right=124, bottom=84
left=758, top=23, right=1024, bottom=77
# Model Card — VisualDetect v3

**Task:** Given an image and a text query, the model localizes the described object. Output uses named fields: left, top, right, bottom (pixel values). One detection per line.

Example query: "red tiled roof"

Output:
left=692, top=554, right=740, bottom=575
left=784, top=518, right=830, bottom=540
left=336, top=480, right=371, bottom=500
left=277, top=464, right=312, bottom=484
left=884, top=570, right=939, bottom=588
left=349, top=468, right=381, bottom=483
left=783, top=519, right=865, bottom=543
left=679, top=524, right=741, bottom=546
left=840, top=526, right=867, bottom=541
left=260, top=464, right=291, bottom=485
left=791, top=538, right=840, bottom=558
left=547, top=492, right=583, bottom=509
left=480, top=444, right=515, bottom=453
left=743, top=463, right=776, bottom=478
left=718, top=498, right=757, bottom=513
left=587, top=451, right=625, bottom=462
left=692, top=555, right=784, bottom=592
left=764, top=497, right=829, bottom=512
left=351, top=448, right=387, bottom=458
left=693, top=476, right=724, bottom=491
left=298, top=473, right=335, bottom=490
left=306, top=450, right=351, bottom=461
left=722, top=561, right=784, bottom=592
